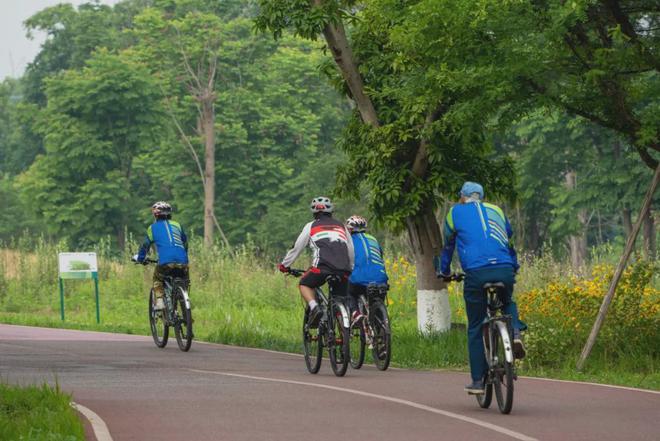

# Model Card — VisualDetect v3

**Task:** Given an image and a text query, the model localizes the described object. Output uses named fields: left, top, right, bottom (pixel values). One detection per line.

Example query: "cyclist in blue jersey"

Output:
left=133, top=201, right=189, bottom=311
left=435, top=182, right=526, bottom=395
left=345, top=215, right=389, bottom=324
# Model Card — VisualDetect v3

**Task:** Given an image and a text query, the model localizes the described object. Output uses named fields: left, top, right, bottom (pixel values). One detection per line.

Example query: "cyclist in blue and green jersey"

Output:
left=133, top=201, right=189, bottom=310
left=435, top=182, right=526, bottom=395
left=345, top=215, right=388, bottom=324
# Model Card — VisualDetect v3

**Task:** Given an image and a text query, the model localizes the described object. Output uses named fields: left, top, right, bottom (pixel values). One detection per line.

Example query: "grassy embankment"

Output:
left=0, top=241, right=657, bottom=390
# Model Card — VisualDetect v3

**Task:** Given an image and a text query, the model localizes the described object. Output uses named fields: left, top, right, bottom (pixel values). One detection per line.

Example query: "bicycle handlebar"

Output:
left=288, top=268, right=305, bottom=277
left=441, top=273, right=465, bottom=282
left=132, top=257, right=158, bottom=265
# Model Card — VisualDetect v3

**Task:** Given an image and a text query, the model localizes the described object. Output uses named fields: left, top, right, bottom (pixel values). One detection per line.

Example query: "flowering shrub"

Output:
left=517, top=261, right=659, bottom=367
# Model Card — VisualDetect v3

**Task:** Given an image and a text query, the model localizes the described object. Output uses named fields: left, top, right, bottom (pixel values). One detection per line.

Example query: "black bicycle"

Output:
left=289, top=269, right=351, bottom=377
left=349, top=283, right=391, bottom=371
left=446, top=273, right=516, bottom=414
left=136, top=258, right=193, bottom=352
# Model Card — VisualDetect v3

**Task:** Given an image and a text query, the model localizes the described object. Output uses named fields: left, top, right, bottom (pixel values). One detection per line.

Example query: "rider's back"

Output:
left=144, top=219, right=188, bottom=265
left=446, top=201, right=515, bottom=271
left=350, top=232, right=388, bottom=285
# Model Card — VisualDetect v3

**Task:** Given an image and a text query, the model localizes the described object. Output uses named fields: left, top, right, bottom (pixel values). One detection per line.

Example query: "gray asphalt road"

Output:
left=1, top=324, right=658, bottom=441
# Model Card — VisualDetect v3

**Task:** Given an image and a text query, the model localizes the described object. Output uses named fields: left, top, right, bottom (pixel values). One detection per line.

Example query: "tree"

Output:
left=256, top=0, right=514, bottom=333
left=18, top=51, right=163, bottom=248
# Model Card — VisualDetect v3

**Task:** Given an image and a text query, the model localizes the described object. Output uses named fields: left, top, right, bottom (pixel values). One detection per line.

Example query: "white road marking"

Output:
left=188, top=368, right=539, bottom=441
left=72, top=402, right=113, bottom=441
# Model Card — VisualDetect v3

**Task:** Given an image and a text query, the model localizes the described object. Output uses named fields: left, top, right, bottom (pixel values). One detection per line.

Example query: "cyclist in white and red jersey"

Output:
left=278, top=196, right=355, bottom=326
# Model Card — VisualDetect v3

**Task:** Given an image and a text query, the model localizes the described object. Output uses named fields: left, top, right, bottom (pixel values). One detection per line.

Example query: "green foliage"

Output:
left=0, top=382, right=85, bottom=441
left=18, top=51, right=164, bottom=247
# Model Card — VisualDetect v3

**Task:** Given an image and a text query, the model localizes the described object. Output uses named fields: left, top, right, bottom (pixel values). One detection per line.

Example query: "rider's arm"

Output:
left=281, top=222, right=312, bottom=268
left=437, top=210, right=456, bottom=276
left=505, top=217, right=520, bottom=272
left=346, top=227, right=355, bottom=271
left=136, top=226, right=153, bottom=262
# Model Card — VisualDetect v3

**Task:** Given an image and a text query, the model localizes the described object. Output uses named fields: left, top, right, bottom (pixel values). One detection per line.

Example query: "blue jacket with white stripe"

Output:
left=349, top=232, right=389, bottom=286
left=438, top=201, right=518, bottom=275
left=137, top=219, right=189, bottom=265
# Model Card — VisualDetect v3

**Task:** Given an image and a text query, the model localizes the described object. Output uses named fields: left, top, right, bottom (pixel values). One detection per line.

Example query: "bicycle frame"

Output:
left=316, top=287, right=350, bottom=329
left=483, top=290, right=514, bottom=366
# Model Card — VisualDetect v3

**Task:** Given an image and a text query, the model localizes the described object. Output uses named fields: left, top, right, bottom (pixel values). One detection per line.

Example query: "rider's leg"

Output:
left=463, top=270, right=489, bottom=384
left=152, top=265, right=167, bottom=310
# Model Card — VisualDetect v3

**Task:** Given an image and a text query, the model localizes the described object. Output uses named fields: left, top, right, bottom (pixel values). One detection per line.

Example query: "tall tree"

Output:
left=257, top=0, right=514, bottom=333
left=18, top=51, right=163, bottom=247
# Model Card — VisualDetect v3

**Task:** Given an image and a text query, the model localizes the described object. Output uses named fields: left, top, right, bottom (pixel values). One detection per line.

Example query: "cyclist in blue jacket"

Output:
left=435, top=182, right=526, bottom=395
left=133, top=201, right=189, bottom=311
left=345, top=215, right=388, bottom=324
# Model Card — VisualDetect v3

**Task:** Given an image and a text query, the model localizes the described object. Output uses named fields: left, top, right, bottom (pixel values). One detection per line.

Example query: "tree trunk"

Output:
left=314, top=3, right=379, bottom=127
left=642, top=204, right=655, bottom=260
left=407, top=205, right=450, bottom=334
left=622, top=208, right=632, bottom=240
left=314, top=8, right=452, bottom=331
left=565, top=171, right=587, bottom=271
left=202, top=99, right=215, bottom=247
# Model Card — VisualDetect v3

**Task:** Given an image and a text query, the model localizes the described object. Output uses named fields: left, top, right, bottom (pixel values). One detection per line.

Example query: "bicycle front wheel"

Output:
left=149, top=289, right=168, bottom=348
left=328, top=301, right=350, bottom=377
left=302, top=308, right=322, bottom=374
left=370, top=301, right=391, bottom=371
left=173, top=287, right=193, bottom=352
left=493, top=326, right=514, bottom=414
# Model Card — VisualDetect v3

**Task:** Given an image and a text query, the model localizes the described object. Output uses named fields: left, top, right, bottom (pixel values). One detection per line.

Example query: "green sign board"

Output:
left=58, top=253, right=100, bottom=323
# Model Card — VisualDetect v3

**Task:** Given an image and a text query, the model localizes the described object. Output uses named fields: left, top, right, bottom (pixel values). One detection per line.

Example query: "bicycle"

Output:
left=445, top=273, right=516, bottom=414
left=348, top=283, right=391, bottom=371
left=136, top=258, right=193, bottom=352
left=289, top=269, right=351, bottom=377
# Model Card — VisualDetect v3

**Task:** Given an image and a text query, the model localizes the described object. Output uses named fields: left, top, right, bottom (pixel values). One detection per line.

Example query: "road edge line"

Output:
left=72, top=402, right=113, bottom=441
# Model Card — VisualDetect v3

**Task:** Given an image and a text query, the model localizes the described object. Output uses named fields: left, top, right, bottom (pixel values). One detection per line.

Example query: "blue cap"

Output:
left=460, top=181, right=484, bottom=199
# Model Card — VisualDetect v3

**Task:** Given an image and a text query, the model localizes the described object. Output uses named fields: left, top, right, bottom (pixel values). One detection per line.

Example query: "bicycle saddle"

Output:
left=482, top=282, right=506, bottom=290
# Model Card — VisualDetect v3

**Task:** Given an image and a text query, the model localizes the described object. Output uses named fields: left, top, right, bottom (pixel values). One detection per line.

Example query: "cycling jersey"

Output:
left=281, top=214, right=354, bottom=273
left=439, top=201, right=518, bottom=275
left=349, top=232, right=388, bottom=286
left=137, top=219, right=189, bottom=265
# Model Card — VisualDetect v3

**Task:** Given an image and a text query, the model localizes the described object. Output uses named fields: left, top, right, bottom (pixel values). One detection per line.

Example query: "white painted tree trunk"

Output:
left=417, top=288, right=451, bottom=334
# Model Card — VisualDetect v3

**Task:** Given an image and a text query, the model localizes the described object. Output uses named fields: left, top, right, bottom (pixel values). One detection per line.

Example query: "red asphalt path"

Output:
left=0, top=324, right=658, bottom=441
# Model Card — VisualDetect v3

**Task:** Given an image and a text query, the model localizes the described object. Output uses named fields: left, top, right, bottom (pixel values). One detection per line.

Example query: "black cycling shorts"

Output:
left=299, top=267, right=349, bottom=297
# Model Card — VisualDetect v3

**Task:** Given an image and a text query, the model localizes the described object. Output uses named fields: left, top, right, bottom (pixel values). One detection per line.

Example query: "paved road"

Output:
left=0, top=324, right=658, bottom=441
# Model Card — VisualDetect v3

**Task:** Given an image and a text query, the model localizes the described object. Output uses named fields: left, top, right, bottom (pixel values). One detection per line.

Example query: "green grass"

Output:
left=0, top=382, right=85, bottom=441
left=0, top=242, right=658, bottom=391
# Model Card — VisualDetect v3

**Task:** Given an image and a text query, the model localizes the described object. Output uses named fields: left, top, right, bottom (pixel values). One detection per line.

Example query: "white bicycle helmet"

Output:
left=345, top=215, right=367, bottom=233
left=310, top=196, right=334, bottom=214
left=151, top=201, right=172, bottom=216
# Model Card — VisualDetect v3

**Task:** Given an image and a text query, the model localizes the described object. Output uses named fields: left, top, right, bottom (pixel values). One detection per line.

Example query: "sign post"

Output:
left=57, top=253, right=100, bottom=323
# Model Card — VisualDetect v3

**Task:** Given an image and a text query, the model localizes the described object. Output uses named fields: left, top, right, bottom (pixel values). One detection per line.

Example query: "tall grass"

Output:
left=0, top=239, right=657, bottom=390
left=0, top=382, right=85, bottom=441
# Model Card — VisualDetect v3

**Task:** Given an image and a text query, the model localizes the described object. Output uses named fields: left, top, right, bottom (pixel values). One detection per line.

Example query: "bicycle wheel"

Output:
left=328, top=301, right=350, bottom=377
left=493, top=326, right=514, bottom=414
left=370, top=301, right=391, bottom=371
left=173, top=287, right=193, bottom=352
left=349, top=299, right=366, bottom=369
left=302, top=307, right=322, bottom=374
left=149, top=289, right=168, bottom=348
left=477, top=325, right=493, bottom=408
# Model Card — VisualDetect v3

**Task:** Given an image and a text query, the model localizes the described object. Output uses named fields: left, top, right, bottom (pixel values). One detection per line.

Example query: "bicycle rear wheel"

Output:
left=173, top=287, right=193, bottom=352
left=349, top=299, right=366, bottom=369
left=370, top=301, right=391, bottom=371
left=302, top=308, right=322, bottom=374
left=149, top=289, right=168, bottom=348
left=328, top=301, right=349, bottom=377
left=493, top=326, right=514, bottom=414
